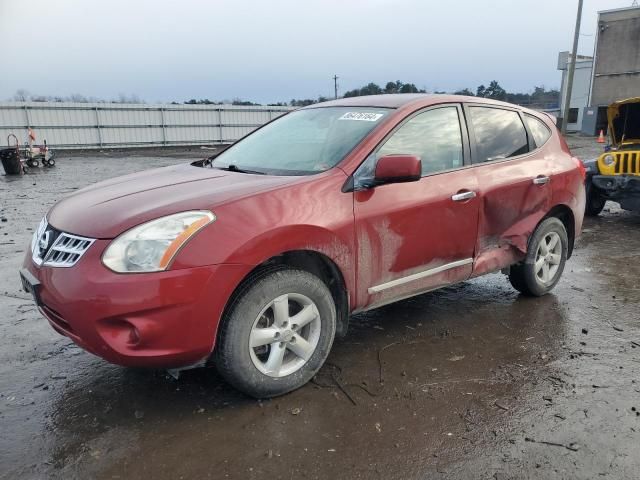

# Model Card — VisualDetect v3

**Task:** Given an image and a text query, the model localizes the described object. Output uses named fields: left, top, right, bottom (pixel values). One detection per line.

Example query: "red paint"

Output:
left=23, top=95, right=585, bottom=369
left=374, top=154, right=421, bottom=182
left=354, top=167, right=480, bottom=308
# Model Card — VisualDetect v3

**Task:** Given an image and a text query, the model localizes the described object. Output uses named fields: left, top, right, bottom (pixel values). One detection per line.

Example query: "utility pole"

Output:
left=333, top=75, right=339, bottom=99
left=561, top=0, right=584, bottom=134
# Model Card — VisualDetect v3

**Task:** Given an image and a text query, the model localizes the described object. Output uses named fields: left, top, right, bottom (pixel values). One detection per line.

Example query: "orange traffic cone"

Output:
left=597, top=130, right=605, bottom=143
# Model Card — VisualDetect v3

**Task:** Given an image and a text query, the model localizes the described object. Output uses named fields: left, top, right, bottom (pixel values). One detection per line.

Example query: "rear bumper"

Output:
left=22, top=241, right=252, bottom=368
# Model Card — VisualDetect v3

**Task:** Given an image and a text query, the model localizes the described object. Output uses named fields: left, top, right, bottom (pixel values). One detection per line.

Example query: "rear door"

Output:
left=464, top=105, right=553, bottom=276
left=352, top=104, right=480, bottom=309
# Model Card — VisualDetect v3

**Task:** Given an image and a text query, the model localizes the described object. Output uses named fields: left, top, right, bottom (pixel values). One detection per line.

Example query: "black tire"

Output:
left=47, top=158, right=55, bottom=167
left=508, top=217, right=568, bottom=297
left=585, top=180, right=606, bottom=216
left=215, top=268, right=336, bottom=398
left=28, top=159, right=39, bottom=168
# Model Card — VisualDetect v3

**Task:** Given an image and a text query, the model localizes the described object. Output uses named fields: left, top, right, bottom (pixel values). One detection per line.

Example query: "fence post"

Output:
left=95, top=107, right=103, bottom=148
left=218, top=108, right=224, bottom=144
left=160, top=107, right=167, bottom=146
left=23, top=104, right=31, bottom=134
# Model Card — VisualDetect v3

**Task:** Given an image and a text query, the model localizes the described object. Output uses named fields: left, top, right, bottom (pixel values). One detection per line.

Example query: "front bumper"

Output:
left=22, top=240, right=252, bottom=368
left=591, top=174, right=640, bottom=211
left=591, top=174, right=640, bottom=193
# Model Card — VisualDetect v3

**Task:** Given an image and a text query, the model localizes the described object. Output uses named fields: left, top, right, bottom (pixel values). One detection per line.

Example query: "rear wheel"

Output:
left=215, top=268, right=336, bottom=398
left=585, top=181, right=606, bottom=216
left=508, top=217, right=568, bottom=297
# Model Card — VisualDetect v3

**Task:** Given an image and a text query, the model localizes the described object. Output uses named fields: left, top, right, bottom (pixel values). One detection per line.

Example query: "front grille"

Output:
left=31, top=218, right=95, bottom=268
left=614, top=151, right=640, bottom=175
left=44, top=233, right=94, bottom=267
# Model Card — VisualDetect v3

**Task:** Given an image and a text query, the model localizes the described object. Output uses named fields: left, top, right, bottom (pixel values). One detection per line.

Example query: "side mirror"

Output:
left=374, top=154, right=422, bottom=184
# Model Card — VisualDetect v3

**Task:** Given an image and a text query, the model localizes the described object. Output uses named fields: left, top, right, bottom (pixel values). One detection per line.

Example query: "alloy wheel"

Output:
left=534, top=232, right=562, bottom=284
left=249, top=293, right=321, bottom=377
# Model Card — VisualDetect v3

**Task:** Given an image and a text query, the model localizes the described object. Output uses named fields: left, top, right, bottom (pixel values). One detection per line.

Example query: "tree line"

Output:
left=9, top=80, right=559, bottom=108
left=451, top=81, right=559, bottom=108
left=12, top=89, right=143, bottom=104
left=195, top=80, right=559, bottom=108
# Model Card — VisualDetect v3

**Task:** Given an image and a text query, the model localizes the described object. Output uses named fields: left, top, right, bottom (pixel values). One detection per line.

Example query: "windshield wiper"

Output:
left=213, top=164, right=265, bottom=175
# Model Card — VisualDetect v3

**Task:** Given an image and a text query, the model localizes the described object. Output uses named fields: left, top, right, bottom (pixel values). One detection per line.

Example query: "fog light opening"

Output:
left=127, top=325, right=141, bottom=345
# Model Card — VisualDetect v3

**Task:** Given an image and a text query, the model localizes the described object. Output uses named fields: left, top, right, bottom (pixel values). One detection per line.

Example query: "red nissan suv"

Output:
left=20, top=95, right=586, bottom=397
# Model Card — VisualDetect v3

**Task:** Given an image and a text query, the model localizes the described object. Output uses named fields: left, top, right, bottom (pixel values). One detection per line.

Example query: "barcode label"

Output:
left=339, top=112, right=384, bottom=122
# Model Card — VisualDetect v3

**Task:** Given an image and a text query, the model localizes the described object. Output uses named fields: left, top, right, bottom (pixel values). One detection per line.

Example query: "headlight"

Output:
left=603, top=154, right=615, bottom=166
left=102, top=211, right=215, bottom=273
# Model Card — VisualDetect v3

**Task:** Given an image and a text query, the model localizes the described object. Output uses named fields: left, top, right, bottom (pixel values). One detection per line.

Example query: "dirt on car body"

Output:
left=1, top=138, right=639, bottom=479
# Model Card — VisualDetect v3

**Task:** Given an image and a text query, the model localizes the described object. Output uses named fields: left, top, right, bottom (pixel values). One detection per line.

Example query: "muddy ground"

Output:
left=1, top=137, right=639, bottom=479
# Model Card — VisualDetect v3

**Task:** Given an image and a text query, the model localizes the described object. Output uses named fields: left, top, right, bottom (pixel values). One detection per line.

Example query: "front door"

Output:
left=352, top=105, right=480, bottom=309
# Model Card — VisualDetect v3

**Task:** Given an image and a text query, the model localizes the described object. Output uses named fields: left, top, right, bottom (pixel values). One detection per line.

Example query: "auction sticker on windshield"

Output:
left=339, top=112, right=384, bottom=122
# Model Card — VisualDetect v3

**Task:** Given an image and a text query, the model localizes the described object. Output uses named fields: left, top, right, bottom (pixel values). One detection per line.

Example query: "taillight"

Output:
left=573, top=157, right=586, bottom=180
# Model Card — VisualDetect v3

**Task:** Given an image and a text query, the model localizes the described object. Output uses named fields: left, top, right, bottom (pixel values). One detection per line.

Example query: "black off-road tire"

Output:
left=215, top=268, right=336, bottom=398
left=508, top=217, right=568, bottom=297
left=585, top=181, right=606, bottom=217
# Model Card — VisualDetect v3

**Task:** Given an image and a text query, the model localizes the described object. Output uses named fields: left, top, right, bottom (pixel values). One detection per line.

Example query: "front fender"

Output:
left=175, top=222, right=356, bottom=306
left=225, top=225, right=354, bottom=279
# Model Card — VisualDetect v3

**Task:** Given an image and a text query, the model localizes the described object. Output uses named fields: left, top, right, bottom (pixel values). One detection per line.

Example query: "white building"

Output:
left=557, top=51, right=593, bottom=132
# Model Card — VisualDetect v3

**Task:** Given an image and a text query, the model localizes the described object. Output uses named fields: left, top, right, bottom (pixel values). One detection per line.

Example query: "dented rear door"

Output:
left=464, top=104, right=552, bottom=276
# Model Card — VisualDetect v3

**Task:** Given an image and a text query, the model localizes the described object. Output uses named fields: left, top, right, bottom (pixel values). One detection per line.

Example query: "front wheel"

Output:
left=508, top=217, right=568, bottom=297
left=215, top=268, right=336, bottom=398
left=585, top=181, right=606, bottom=216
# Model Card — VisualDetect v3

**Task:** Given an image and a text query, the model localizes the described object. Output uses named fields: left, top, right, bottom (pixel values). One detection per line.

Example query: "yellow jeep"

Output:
left=584, top=97, right=640, bottom=215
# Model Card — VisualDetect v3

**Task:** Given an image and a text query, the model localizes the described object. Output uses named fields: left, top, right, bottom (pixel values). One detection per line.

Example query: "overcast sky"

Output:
left=0, top=0, right=632, bottom=103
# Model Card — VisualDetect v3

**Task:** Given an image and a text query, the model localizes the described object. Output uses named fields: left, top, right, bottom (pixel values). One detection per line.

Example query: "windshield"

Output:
left=212, top=107, right=391, bottom=175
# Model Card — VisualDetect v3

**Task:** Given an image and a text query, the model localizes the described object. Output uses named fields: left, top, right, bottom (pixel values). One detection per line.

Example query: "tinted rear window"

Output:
left=469, top=107, right=529, bottom=163
left=525, top=114, right=552, bottom=147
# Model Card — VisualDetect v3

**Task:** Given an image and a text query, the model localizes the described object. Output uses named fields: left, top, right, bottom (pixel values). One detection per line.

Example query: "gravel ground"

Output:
left=1, top=137, right=639, bottom=479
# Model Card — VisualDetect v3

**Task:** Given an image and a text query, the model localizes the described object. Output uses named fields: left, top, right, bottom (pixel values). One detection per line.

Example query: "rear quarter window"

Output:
left=525, top=114, right=552, bottom=148
left=469, top=107, right=529, bottom=163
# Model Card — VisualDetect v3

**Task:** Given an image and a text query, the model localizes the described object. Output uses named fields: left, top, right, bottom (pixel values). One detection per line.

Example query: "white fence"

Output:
left=0, top=102, right=292, bottom=149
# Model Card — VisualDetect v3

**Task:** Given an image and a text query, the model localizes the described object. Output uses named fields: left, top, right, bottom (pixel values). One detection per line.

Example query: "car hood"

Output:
left=608, top=97, right=640, bottom=147
left=47, top=163, right=298, bottom=238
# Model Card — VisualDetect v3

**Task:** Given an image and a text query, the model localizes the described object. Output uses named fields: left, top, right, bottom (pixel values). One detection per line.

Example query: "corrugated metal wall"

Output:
left=0, top=102, right=292, bottom=149
left=590, top=7, right=640, bottom=106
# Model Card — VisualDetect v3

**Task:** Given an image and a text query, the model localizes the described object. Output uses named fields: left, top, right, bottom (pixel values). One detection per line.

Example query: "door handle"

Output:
left=533, top=175, right=550, bottom=185
left=451, top=190, right=477, bottom=202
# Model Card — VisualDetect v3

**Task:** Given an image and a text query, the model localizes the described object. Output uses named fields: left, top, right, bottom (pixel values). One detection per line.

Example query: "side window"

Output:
left=525, top=114, right=552, bottom=148
left=469, top=107, right=529, bottom=163
left=377, top=107, right=464, bottom=176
